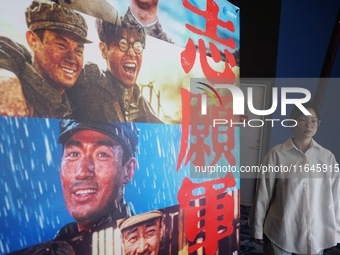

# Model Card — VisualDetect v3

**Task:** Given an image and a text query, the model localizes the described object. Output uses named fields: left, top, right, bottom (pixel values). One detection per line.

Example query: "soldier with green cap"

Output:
left=119, top=210, right=165, bottom=255
left=54, top=119, right=139, bottom=254
left=0, top=0, right=91, bottom=118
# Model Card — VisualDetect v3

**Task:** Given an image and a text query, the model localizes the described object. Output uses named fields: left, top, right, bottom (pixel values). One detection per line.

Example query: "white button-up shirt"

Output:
left=249, top=138, right=340, bottom=254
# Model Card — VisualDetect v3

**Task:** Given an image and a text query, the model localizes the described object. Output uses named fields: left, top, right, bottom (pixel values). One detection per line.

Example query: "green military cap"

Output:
left=26, top=1, right=92, bottom=43
left=119, top=211, right=163, bottom=231
left=58, top=119, right=139, bottom=158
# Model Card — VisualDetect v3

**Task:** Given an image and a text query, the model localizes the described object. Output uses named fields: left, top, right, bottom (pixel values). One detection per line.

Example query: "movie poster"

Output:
left=0, top=0, right=240, bottom=254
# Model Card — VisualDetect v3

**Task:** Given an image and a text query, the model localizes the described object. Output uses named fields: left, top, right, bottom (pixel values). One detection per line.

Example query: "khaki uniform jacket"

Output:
left=0, top=36, right=72, bottom=119
left=68, top=63, right=162, bottom=123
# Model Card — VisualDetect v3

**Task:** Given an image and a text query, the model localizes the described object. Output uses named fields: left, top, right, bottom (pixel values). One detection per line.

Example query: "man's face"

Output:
left=102, top=30, right=143, bottom=87
left=122, top=218, right=163, bottom=255
left=293, top=108, right=319, bottom=140
left=30, top=30, right=84, bottom=90
left=60, top=130, right=132, bottom=231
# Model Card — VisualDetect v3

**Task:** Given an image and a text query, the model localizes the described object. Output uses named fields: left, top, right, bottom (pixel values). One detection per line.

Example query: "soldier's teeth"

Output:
left=75, top=189, right=96, bottom=195
left=63, top=68, right=74, bottom=74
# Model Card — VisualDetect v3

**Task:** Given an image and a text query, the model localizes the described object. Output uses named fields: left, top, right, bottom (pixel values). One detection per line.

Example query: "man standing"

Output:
left=0, top=1, right=90, bottom=118
left=55, top=119, right=139, bottom=254
left=119, top=210, right=164, bottom=255
left=69, top=19, right=162, bottom=123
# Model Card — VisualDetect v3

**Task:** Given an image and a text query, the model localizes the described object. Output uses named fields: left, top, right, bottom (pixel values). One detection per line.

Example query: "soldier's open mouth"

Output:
left=123, top=63, right=136, bottom=74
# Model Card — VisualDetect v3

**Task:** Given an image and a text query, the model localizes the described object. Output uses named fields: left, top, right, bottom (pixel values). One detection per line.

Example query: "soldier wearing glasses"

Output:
left=249, top=101, right=340, bottom=255
left=69, top=19, right=161, bottom=123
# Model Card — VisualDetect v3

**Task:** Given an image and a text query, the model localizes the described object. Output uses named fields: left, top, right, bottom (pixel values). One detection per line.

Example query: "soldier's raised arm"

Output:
left=54, top=0, right=121, bottom=26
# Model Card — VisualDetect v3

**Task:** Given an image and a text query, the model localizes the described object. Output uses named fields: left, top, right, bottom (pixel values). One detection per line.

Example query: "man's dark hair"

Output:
left=95, top=18, right=146, bottom=47
left=290, top=101, right=321, bottom=120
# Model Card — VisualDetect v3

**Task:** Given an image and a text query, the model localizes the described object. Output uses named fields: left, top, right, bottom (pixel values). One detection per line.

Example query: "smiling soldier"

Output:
left=119, top=210, right=165, bottom=255
left=55, top=119, right=139, bottom=254
left=68, top=18, right=162, bottom=123
left=0, top=1, right=91, bottom=118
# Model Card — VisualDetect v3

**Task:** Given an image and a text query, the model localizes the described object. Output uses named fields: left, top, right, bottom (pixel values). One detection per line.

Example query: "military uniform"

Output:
left=55, top=120, right=139, bottom=255
left=0, top=1, right=90, bottom=119
left=54, top=201, right=133, bottom=255
left=68, top=63, right=162, bottom=123
left=0, top=36, right=73, bottom=118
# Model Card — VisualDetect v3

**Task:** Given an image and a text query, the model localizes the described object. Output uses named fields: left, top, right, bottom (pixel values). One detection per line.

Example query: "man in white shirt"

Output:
left=249, top=101, right=340, bottom=254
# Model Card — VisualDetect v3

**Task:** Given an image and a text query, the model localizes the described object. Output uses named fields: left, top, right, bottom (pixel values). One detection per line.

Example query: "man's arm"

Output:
left=0, top=68, right=29, bottom=116
left=56, top=0, right=121, bottom=26
left=248, top=151, right=278, bottom=243
left=331, top=154, right=340, bottom=244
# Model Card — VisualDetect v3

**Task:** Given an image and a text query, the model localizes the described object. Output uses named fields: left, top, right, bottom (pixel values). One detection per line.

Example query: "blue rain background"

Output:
left=0, top=117, right=190, bottom=254
left=0, top=117, right=68, bottom=254
left=0, top=117, right=239, bottom=254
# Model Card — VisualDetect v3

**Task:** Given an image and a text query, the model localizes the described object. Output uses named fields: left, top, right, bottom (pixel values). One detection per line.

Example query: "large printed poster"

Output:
left=0, top=1, right=240, bottom=254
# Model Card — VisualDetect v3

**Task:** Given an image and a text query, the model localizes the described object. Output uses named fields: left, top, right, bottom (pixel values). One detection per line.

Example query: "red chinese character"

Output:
left=181, top=0, right=237, bottom=79
left=177, top=89, right=236, bottom=170
left=183, top=0, right=236, bottom=47
left=177, top=174, right=236, bottom=255
left=177, top=88, right=211, bottom=170
left=210, top=107, right=236, bottom=166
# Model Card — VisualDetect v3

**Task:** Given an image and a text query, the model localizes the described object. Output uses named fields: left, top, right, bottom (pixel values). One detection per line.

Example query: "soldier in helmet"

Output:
left=55, top=119, right=139, bottom=254
left=0, top=1, right=91, bottom=118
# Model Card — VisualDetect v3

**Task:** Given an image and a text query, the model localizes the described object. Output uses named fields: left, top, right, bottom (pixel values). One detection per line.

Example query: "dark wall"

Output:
left=228, top=0, right=282, bottom=78
left=276, top=0, right=340, bottom=78
left=270, top=0, right=340, bottom=161
left=228, top=0, right=340, bottom=160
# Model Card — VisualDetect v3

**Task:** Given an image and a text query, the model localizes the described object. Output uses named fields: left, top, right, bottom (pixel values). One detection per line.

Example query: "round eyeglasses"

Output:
left=117, top=38, right=144, bottom=54
left=297, top=117, right=321, bottom=128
